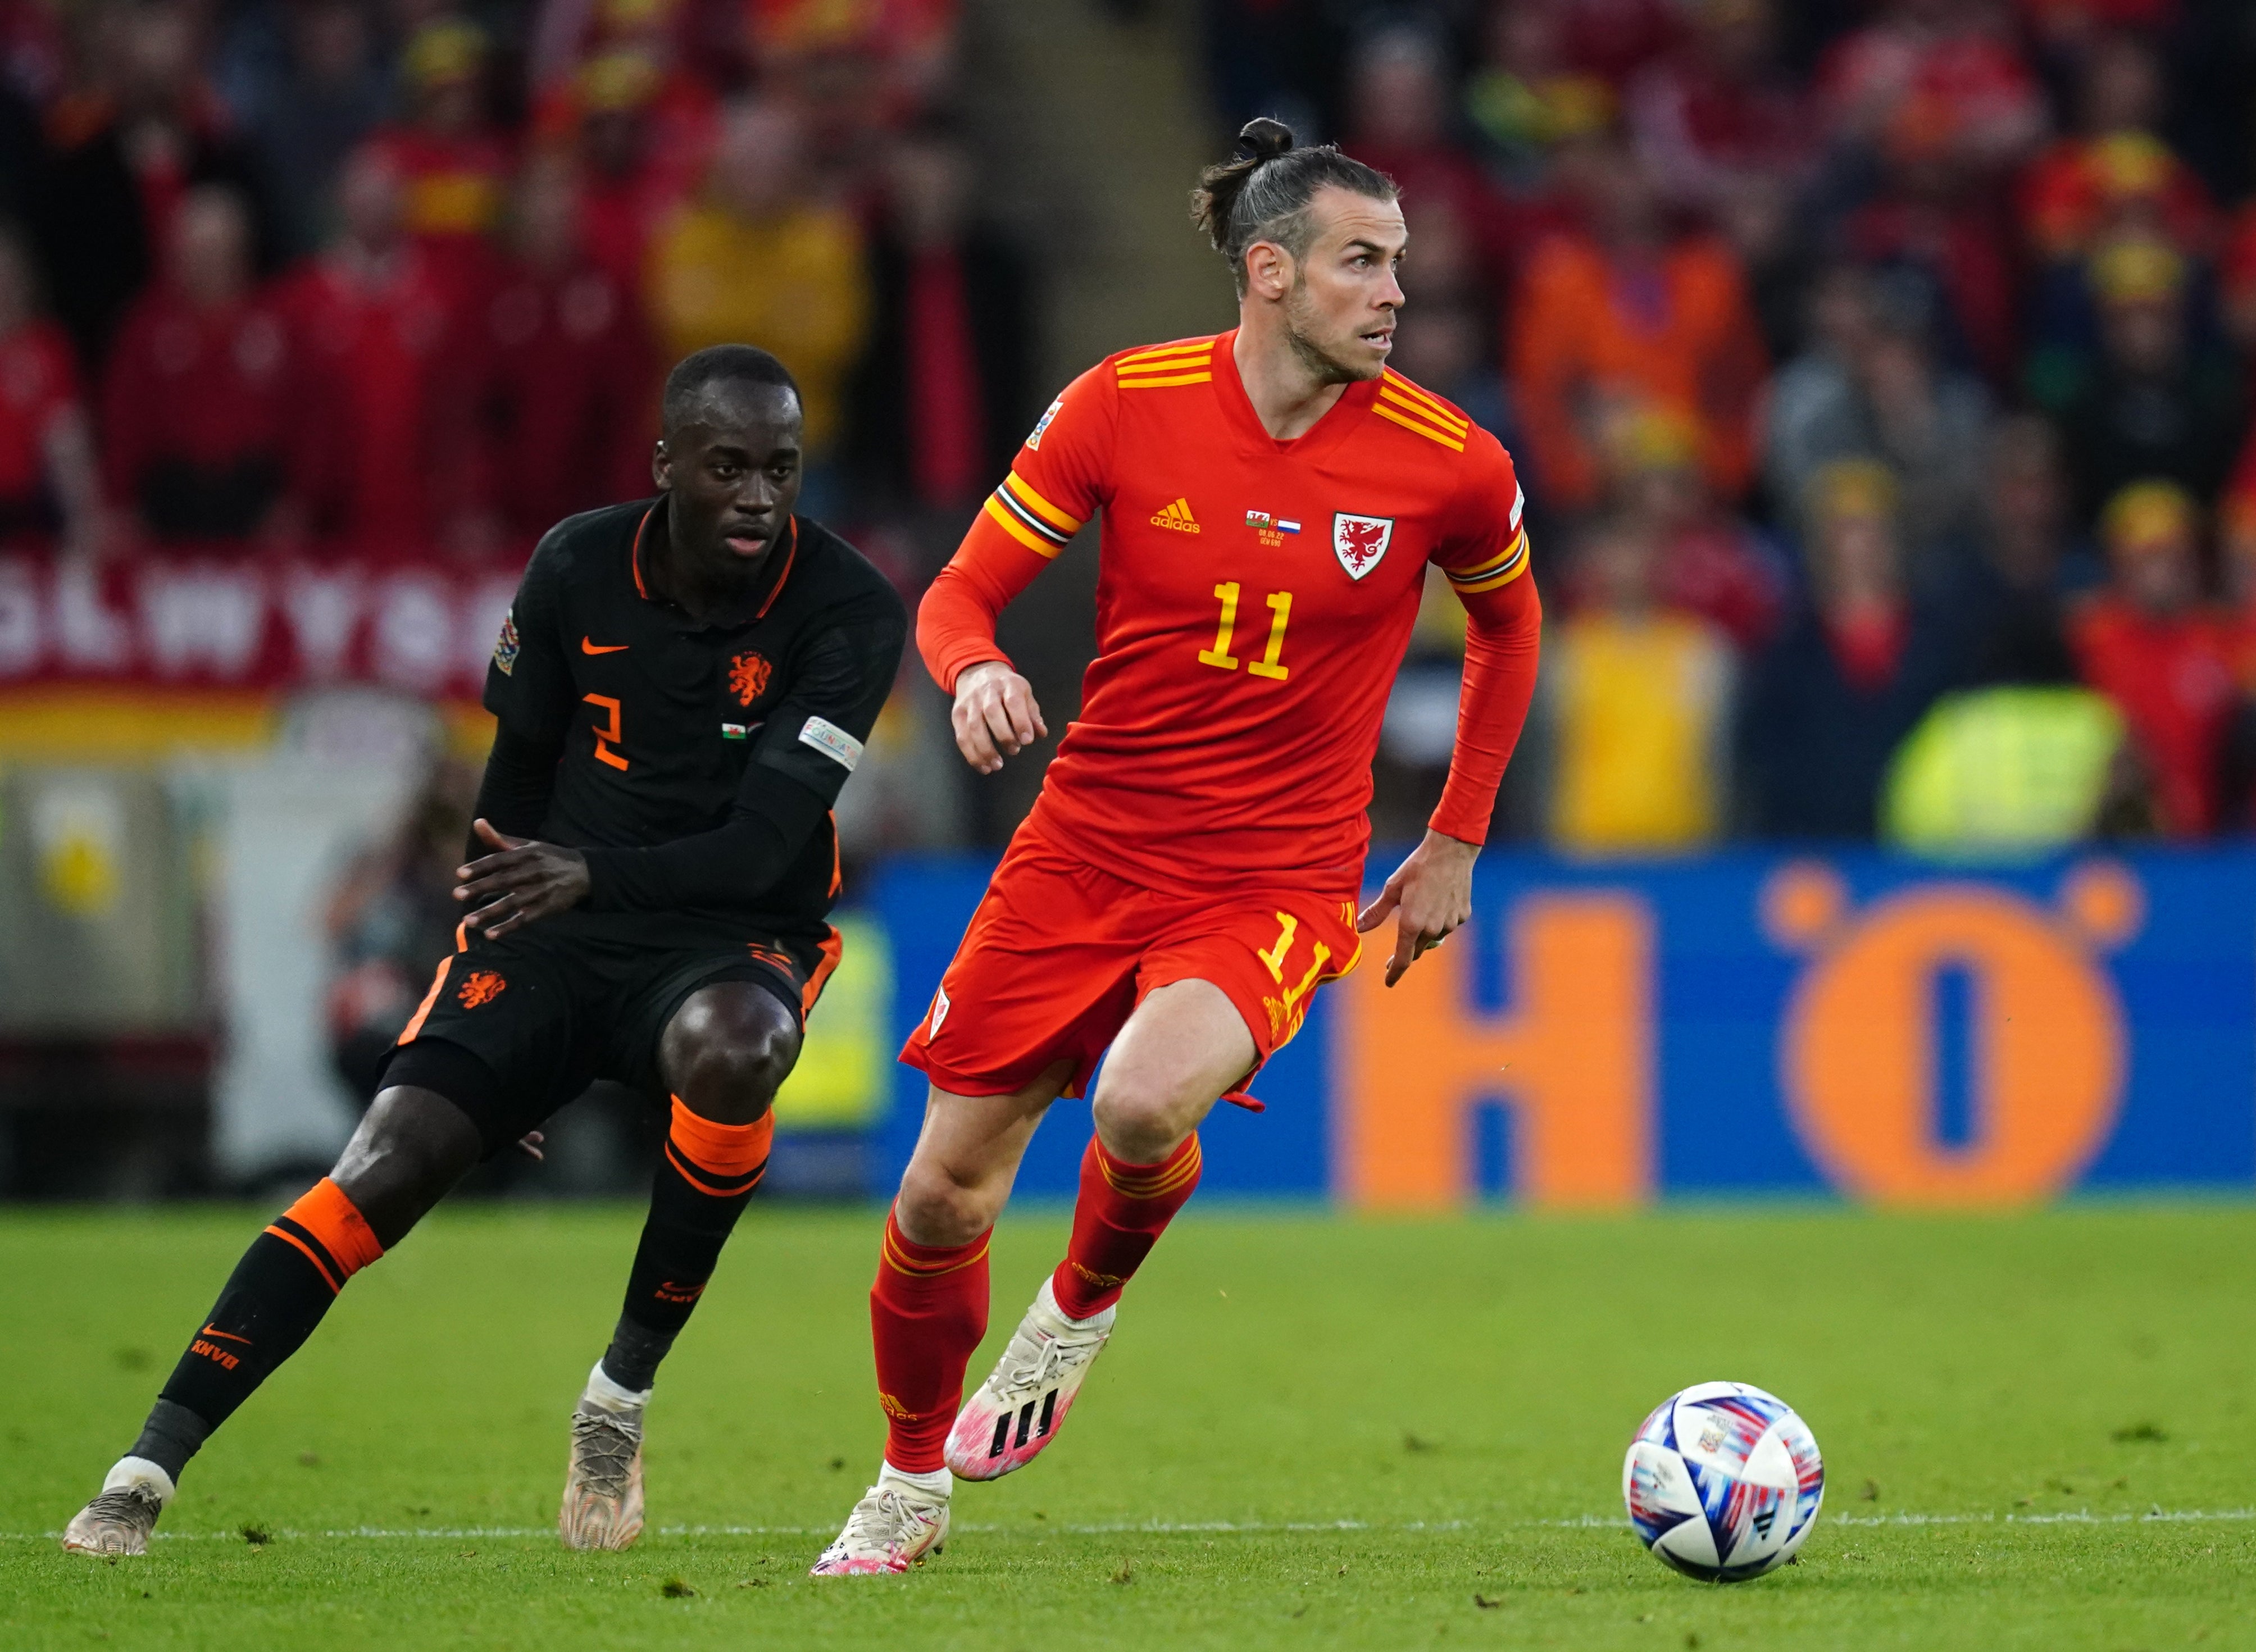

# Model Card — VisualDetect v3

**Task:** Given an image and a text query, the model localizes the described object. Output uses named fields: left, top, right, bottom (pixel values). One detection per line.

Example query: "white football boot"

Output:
left=62, top=1458, right=174, bottom=1555
left=944, top=1277, right=1114, bottom=1481
left=559, top=1364, right=647, bottom=1550
left=809, top=1474, right=950, bottom=1575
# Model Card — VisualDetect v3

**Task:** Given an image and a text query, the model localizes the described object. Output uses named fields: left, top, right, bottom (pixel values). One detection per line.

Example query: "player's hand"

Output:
left=1356, top=829, right=1478, bottom=987
left=952, top=661, right=1048, bottom=775
left=454, top=818, right=591, bottom=940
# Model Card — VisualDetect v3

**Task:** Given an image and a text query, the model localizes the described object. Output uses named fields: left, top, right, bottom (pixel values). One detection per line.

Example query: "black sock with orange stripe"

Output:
left=599, top=1099, right=772, bottom=1392
left=132, top=1178, right=385, bottom=1481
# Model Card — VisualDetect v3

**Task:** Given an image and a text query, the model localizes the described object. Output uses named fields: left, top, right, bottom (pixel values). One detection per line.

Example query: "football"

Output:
left=1622, top=1381, right=1825, bottom=1582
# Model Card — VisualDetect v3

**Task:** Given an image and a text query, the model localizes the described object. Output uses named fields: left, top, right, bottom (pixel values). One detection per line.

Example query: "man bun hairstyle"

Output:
left=1191, top=117, right=1399, bottom=296
left=662, top=344, right=802, bottom=432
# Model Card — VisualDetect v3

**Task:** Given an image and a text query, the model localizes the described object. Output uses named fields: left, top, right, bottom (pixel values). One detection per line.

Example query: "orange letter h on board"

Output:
left=1333, top=894, right=1655, bottom=1209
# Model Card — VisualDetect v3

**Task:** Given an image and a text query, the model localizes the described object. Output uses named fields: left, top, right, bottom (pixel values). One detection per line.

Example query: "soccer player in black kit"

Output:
left=61, top=345, right=908, bottom=1555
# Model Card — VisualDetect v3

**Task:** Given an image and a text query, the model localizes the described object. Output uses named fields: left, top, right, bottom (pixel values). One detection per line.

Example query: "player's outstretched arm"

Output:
left=950, top=659, right=1047, bottom=775
left=1361, top=554, right=1543, bottom=986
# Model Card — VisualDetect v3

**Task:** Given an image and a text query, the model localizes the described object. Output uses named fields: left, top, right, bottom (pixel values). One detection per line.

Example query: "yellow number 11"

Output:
left=1198, top=582, right=1293, bottom=681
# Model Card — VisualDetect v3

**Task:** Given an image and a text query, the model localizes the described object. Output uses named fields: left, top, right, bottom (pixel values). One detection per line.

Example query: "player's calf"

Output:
left=558, top=987, right=792, bottom=1549
left=61, top=1092, right=476, bottom=1555
left=60, top=1169, right=406, bottom=1554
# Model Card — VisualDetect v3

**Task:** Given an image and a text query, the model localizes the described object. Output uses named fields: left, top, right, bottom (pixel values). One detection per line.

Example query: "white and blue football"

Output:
left=1622, top=1381, right=1824, bottom=1582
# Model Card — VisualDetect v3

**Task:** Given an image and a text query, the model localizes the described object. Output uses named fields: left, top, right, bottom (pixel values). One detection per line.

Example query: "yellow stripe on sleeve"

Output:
left=1447, top=530, right=1529, bottom=591
left=1446, top=527, right=1526, bottom=580
left=1002, top=472, right=1083, bottom=533
left=983, top=494, right=1065, bottom=558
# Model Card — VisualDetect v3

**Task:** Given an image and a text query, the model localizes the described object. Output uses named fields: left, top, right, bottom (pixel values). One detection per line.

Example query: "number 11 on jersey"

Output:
left=1198, top=582, right=1292, bottom=681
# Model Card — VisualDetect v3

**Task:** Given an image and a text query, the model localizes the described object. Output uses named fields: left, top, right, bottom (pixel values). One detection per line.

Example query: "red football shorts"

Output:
left=901, top=831, right=1363, bottom=1099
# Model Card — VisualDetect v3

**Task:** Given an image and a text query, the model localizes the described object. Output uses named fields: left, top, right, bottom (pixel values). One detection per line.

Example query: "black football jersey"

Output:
left=484, top=498, right=908, bottom=934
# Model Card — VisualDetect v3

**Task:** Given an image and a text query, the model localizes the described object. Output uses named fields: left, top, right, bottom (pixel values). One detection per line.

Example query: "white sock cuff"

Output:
left=106, top=1457, right=177, bottom=1506
left=583, top=1360, right=652, bottom=1413
left=1035, top=1274, right=1112, bottom=1331
left=879, top=1460, right=951, bottom=1498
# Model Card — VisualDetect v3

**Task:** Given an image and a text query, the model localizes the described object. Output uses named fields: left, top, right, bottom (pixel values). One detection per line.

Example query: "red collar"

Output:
left=1209, top=326, right=1378, bottom=463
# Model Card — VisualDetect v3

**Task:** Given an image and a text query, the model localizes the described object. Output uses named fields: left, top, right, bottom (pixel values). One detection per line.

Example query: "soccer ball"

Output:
left=1622, top=1381, right=1824, bottom=1582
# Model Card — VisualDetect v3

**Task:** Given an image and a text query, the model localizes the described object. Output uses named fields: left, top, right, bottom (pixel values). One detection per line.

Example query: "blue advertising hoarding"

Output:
left=867, top=848, right=2256, bottom=1205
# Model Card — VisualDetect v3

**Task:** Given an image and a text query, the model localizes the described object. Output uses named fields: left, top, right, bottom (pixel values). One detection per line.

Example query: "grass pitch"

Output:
left=3, top=1202, right=2252, bottom=1650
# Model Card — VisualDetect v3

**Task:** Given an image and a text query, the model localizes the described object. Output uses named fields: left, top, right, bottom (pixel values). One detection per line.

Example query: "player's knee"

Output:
left=677, top=1032, right=793, bottom=1124
left=894, top=1159, right=1000, bottom=1246
left=666, top=989, right=799, bottom=1124
left=1090, top=1082, right=1197, bottom=1161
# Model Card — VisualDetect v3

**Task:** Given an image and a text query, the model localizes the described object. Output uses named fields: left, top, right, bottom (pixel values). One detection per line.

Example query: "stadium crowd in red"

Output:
left=13, top=0, right=2256, bottom=845
left=1216, top=0, right=2256, bottom=847
left=0, top=0, right=1024, bottom=567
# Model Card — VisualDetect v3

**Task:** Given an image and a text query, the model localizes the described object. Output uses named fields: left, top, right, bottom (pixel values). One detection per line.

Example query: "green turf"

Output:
left=4, top=1203, right=2253, bottom=1649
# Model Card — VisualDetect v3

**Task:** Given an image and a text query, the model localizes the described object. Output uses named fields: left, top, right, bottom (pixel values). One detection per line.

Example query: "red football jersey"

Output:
left=941, top=329, right=1530, bottom=898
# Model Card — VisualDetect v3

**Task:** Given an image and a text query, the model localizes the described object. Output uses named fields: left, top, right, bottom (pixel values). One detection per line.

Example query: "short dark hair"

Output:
left=662, top=345, right=802, bottom=431
left=1190, top=118, right=1399, bottom=297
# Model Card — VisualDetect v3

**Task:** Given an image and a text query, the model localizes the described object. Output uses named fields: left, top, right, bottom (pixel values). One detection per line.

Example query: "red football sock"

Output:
left=1050, top=1132, right=1202, bottom=1320
left=870, top=1205, right=991, bottom=1473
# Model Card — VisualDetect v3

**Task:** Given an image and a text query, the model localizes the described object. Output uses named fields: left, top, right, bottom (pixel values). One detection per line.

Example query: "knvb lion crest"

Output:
left=456, top=970, right=507, bottom=1008
left=728, top=649, right=773, bottom=707
left=1332, top=512, right=1394, bottom=580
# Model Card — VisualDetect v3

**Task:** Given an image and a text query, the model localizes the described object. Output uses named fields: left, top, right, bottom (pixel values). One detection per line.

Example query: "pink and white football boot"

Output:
left=944, top=1277, right=1115, bottom=1481
left=809, top=1478, right=950, bottom=1575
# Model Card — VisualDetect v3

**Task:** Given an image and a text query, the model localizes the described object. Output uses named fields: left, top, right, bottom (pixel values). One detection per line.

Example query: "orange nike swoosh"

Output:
left=199, top=1323, right=253, bottom=1346
left=581, top=638, right=629, bottom=654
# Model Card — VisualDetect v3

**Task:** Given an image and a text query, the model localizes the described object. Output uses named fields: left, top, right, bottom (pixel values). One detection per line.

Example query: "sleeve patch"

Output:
left=1025, top=394, right=1065, bottom=450
left=798, top=715, right=865, bottom=772
left=492, top=609, right=521, bottom=676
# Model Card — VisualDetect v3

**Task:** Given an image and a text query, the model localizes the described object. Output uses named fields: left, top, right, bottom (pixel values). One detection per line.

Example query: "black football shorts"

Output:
left=376, top=912, right=840, bottom=1157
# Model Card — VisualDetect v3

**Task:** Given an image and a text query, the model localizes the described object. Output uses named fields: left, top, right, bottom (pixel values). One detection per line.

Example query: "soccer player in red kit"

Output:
left=813, top=120, right=1543, bottom=1574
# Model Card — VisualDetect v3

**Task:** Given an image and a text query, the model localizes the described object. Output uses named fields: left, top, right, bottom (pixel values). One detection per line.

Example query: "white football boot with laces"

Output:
left=559, top=1364, right=647, bottom=1550
left=809, top=1476, right=950, bottom=1574
left=61, top=1458, right=174, bottom=1555
left=944, top=1277, right=1114, bottom=1481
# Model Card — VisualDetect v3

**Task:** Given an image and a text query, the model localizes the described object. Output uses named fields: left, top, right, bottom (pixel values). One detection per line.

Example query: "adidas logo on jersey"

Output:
left=1150, top=498, right=1201, bottom=533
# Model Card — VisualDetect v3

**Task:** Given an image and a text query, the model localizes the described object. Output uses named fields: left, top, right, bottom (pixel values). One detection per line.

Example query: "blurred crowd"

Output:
left=1220, top=0, right=2256, bottom=852
left=0, top=0, right=1033, bottom=568
left=18, top=0, right=2256, bottom=855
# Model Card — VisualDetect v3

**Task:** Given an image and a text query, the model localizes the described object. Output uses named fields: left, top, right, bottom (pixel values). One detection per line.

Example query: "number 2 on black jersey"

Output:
left=584, top=694, right=627, bottom=771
